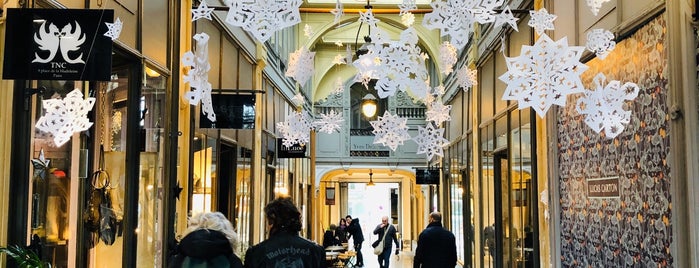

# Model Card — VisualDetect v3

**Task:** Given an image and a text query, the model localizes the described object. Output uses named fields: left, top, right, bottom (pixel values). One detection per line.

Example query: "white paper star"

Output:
left=359, top=9, right=380, bottom=29
left=422, top=0, right=505, bottom=49
left=332, top=78, right=344, bottom=95
left=332, top=54, right=346, bottom=65
left=224, top=0, right=302, bottom=43
left=426, top=101, right=452, bottom=126
left=35, top=89, right=96, bottom=147
left=587, top=0, right=611, bottom=16
left=439, top=41, right=458, bottom=75
left=291, top=93, right=305, bottom=107
left=456, top=66, right=478, bottom=90
left=331, top=0, right=344, bottom=24
left=335, top=41, right=343, bottom=47
left=528, top=8, right=557, bottom=35
left=103, top=17, right=123, bottom=40
left=304, top=24, right=314, bottom=38
left=277, top=111, right=312, bottom=147
left=495, top=6, right=519, bottom=32
left=285, top=46, right=316, bottom=85
left=576, top=73, right=639, bottom=138
left=370, top=111, right=411, bottom=151
left=412, top=122, right=449, bottom=161
left=182, top=33, right=216, bottom=122
left=192, top=1, right=215, bottom=21
left=498, top=34, right=588, bottom=117
left=586, top=29, right=616, bottom=60
left=313, top=109, right=344, bottom=134
left=31, top=148, right=51, bottom=179
left=399, top=0, right=417, bottom=15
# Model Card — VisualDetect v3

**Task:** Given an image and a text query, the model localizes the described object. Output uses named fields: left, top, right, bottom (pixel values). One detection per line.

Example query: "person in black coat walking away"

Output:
left=345, top=215, right=365, bottom=267
left=244, top=197, right=326, bottom=268
left=413, top=212, right=457, bottom=268
left=372, top=216, right=400, bottom=268
left=169, top=211, right=243, bottom=268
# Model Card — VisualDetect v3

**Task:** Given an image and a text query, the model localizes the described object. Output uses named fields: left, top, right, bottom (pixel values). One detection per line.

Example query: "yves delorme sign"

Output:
left=3, top=8, right=113, bottom=81
left=587, top=176, right=621, bottom=198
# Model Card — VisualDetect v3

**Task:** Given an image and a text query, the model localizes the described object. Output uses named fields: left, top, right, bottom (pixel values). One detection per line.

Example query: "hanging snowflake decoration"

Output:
left=587, top=0, right=611, bottom=16
left=456, top=66, right=478, bottom=90
left=103, top=17, right=123, bottom=40
left=359, top=9, right=380, bottom=28
left=192, top=1, right=215, bottom=21
left=303, top=24, right=314, bottom=37
left=586, top=29, right=616, bottom=60
left=224, top=0, right=302, bottom=43
left=332, top=78, right=344, bottom=95
left=285, top=46, right=316, bottom=85
left=182, top=33, right=216, bottom=122
left=498, top=34, right=588, bottom=118
left=399, top=0, right=417, bottom=15
left=495, top=6, right=519, bottom=32
left=426, top=100, right=452, bottom=126
left=291, top=93, right=305, bottom=107
left=35, top=88, right=96, bottom=147
left=401, top=13, right=416, bottom=27
left=277, top=111, right=313, bottom=147
left=331, top=0, right=344, bottom=24
left=370, top=111, right=411, bottom=151
left=439, top=41, right=458, bottom=75
left=332, top=54, right=346, bottom=65
left=313, top=109, right=344, bottom=134
left=412, top=122, right=449, bottom=161
left=528, top=8, right=557, bottom=35
left=576, top=73, right=639, bottom=139
left=422, top=0, right=505, bottom=49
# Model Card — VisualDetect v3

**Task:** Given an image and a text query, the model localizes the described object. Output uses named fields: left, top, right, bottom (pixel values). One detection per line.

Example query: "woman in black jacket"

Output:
left=169, top=212, right=243, bottom=268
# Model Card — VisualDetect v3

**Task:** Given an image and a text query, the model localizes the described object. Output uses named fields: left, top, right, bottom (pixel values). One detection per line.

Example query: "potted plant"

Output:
left=0, top=244, right=51, bottom=268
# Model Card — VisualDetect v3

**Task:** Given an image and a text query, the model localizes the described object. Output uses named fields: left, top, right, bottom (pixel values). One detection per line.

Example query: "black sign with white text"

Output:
left=277, top=139, right=306, bottom=158
left=415, top=168, right=440, bottom=185
left=3, top=8, right=114, bottom=81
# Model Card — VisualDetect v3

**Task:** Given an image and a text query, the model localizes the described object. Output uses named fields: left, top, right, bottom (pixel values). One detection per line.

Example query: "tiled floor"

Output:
left=345, top=241, right=414, bottom=268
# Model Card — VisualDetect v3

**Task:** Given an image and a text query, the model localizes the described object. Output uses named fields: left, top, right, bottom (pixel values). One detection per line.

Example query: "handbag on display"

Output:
left=373, top=226, right=389, bottom=255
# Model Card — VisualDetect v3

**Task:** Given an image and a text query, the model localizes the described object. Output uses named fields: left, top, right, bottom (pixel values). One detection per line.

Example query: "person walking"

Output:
left=372, top=216, right=399, bottom=268
left=413, top=212, right=457, bottom=268
left=244, top=197, right=326, bottom=268
left=168, top=211, right=243, bottom=268
left=345, top=215, right=365, bottom=267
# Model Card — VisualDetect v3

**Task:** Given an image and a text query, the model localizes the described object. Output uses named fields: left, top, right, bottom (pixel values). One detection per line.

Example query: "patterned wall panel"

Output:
left=557, top=15, right=673, bottom=267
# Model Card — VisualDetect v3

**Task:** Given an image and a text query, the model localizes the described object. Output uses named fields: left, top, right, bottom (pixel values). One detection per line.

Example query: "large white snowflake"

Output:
left=498, top=33, right=588, bottom=117
left=412, top=122, right=449, bottom=161
left=422, top=0, right=505, bottom=49
left=576, top=74, right=639, bottom=139
left=224, top=0, right=302, bottom=43
left=456, top=65, right=478, bottom=90
left=370, top=111, right=411, bottom=151
left=586, top=29, right=616, bottom=60
left=285, top=46, right=316, bottom=85
left=182, top=33, right=216, bottom=122
left=35, top=88, right=96, bottom=147
left=277, top=111, right=313, bottom=147
left=313, top=109, right=344, bottom=134
left=528, top=8, right=557, bottom=35
left=587, top=0, right=612, bottom=16
left=439, top=41, right=458, bottom=75
left=426, top=100, right=452, bottom=126
left=399, top=0, right=417, bottom=15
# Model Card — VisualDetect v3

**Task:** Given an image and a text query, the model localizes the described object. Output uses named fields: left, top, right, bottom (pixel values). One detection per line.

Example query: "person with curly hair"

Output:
left=169, top=211, right=243, bottom=268
left=244, top=197, right=326, bottom=268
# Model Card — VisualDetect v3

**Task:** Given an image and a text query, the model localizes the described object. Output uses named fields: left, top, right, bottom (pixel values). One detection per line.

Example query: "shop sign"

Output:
left=587, top=176, right=621, bottom=198
left=3, top=8, right=114, bottom=81
left=415, top=168, right=440, bottom=185
left=199, top=94, right=256, bottom=129
left=277, top=138, right=306, bottom=158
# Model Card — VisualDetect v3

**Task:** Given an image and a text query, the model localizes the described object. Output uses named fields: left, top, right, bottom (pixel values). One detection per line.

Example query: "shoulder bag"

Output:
left=373, top=226, right=389, bottom=255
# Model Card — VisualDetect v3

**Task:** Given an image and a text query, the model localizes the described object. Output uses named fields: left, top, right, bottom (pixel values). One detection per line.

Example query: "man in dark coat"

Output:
left=413, top=212, right=457, bottom=268
left=244, top=197, right=326, bottom=268
left=169, top=229, right=243, bottom=268
left=345, top=215, right=365, bottom=267
left=372, top=216, right=400, bottom=268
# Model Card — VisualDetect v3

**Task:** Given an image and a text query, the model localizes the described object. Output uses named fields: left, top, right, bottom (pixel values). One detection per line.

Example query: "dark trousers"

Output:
left=354, top=242, right=363, bottom=265
left=377, top=246, right=391, bottom=268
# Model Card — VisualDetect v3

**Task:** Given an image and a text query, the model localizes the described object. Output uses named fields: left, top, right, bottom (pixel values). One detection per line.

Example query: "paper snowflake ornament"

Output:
left=303, top=24, right=314, bottom=38
left=35, top=89, right=96, bottom=147
left=192, top=1, right=215, bottom=21
left=528, top=8, right=557, bottom=35
left=412, top=123, right=449, bottom=161
left=586, top=29, right=616, bottom=60
left=103, top=17, right=123, bottom=40
left=399, top=0, right=417, bottom=15
left=495, top=6, right=519, bottom=32
left=576, top=73, right=639, bottom=139
left=182, top=33, right=216, bottom=122
left=285, top=46, right=316, bottom=85
left=587, top=0, right=611, bottom=16
left=313, top=109, right=344, bottom=134
left=499, top=34, right=588, bottom=117
left=456, top=66, right=478, bottom=90
left=439, top=42, right=458, bottom=75
left=370, top=111, right=411, bottom=151
left=423, top=0, right=505, bottom=49
left=335, top=41, right=343, bottom=47
left=291, top=93, right=305, bottom=107
left=331, top=0, right=344, bottom=24
left=332, top=78, right=344, bottom=95
left=224, top=0, right=302, bottom=43
left=359, top=9, right=380, bottom=29
left=426, top=101, right=452, bottom=126
left=277, top=111, right=312, bottom=147
left=332, top=54, right=346, bottom=65
left=401, top=13, right=416, bottom=27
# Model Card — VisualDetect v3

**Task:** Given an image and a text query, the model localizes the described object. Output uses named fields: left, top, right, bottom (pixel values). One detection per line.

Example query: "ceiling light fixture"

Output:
left=367, top=169, right=375, bottom=187
left=361, top=93, right=377, bottom=118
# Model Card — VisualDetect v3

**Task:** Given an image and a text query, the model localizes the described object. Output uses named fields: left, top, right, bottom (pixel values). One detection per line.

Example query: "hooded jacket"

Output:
left=345, top=218, right=364, bottom=243
left=243, top=231, right=325, bottom=268
left=169, top=229, right=243, bottom=268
